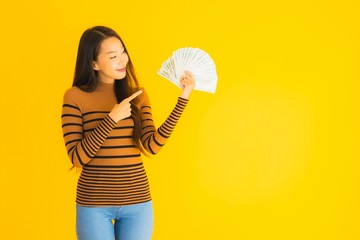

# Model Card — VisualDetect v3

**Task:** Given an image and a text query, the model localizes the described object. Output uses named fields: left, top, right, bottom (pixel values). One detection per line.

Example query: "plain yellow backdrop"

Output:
left=0, top=0, right=359, bottom=239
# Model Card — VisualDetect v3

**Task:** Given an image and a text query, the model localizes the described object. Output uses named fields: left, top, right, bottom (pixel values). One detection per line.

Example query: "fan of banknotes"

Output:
left=157, top=47, right=218, bottom=93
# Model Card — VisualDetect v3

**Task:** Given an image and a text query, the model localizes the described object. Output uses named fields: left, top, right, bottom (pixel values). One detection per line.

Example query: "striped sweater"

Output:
left=61, top=81, right=188, bottom=206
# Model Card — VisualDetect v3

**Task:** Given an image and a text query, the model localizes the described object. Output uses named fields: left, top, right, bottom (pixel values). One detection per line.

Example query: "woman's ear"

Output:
left=93, top=61, right=99, bottom=71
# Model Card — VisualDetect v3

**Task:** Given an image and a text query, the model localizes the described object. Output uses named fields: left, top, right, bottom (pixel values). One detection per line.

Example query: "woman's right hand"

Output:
left=108, top=90, right=143, bottom=123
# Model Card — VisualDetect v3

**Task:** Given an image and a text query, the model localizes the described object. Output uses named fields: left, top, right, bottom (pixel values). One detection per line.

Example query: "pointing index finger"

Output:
left=126, top=90, right=143, bottom=102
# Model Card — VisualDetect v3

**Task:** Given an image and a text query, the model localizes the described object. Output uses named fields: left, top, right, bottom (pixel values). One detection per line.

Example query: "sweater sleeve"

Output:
left=61, top=89, right=117, bottom=167
left=139, top=90, right=189, bottom=155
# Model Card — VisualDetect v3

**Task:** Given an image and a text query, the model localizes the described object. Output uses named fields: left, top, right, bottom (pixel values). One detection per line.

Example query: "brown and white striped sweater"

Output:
left=61, top=81, right=188, bottom=206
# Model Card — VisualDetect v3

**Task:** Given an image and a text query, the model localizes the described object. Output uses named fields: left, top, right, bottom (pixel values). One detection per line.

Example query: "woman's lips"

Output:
left=117, top=68, right=126, bottom=72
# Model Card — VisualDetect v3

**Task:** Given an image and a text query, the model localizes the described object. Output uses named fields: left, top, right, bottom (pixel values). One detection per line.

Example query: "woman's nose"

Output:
left=119, top=55, right=128, bottom=65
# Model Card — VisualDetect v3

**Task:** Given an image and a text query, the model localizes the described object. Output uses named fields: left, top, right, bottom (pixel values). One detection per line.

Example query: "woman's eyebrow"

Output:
left=106, top=47, right=124, bottom=54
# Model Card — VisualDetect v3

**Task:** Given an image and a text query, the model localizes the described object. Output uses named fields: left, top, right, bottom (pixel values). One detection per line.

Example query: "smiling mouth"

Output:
left=117, top=68, right=126, bottom=72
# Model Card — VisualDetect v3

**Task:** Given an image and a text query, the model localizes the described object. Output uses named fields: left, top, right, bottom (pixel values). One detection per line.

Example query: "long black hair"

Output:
left=73, top=26, right=146, bottom=155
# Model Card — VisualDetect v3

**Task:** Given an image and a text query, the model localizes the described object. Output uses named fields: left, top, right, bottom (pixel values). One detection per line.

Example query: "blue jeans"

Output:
left=76, top=201, right=154, bottom=240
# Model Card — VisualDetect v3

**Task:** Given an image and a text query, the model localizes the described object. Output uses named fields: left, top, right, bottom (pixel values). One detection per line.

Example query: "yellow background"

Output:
left=1, top=0, right=359, bottom=239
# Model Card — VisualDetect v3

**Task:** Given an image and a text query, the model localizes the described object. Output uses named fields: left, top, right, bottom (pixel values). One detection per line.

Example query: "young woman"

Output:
left=61, top=26, right=195, bottom=240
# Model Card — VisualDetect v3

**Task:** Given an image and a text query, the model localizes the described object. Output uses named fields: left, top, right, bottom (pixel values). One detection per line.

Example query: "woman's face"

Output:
left=93, top=36, right=129, bottom=83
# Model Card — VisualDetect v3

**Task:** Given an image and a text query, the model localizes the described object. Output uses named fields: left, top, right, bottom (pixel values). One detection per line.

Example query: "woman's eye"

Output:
left=110, top=56, right=117, bottom=59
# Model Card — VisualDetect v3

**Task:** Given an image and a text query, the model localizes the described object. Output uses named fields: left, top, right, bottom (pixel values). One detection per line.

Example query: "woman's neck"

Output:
left=97, top=79, right=115, bottom=91
left=99, top=78, right=115, bottom=84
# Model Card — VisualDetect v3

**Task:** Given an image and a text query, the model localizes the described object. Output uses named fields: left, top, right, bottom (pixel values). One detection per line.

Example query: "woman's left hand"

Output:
left=179, top=71, right=196, bottom=99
